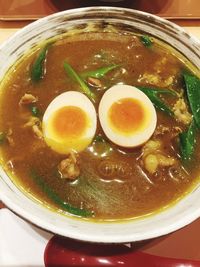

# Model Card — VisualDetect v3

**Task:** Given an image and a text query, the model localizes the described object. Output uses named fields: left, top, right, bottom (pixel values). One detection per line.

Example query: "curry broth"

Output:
left=0, top=31, right=200, bottom=220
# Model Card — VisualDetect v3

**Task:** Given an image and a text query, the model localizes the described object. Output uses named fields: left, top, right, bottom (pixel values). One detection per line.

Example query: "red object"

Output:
left=44, top=235, right=200, bottom=267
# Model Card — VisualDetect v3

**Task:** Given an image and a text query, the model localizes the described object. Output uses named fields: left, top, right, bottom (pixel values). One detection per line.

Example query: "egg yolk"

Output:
left=108, top=98, right=145, bottom=134
left=51, top=106, right=88, bottom=138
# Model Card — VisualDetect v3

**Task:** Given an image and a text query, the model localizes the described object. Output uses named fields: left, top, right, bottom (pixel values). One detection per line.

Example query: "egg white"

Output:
left=43, top=91, right=97, bottom=154
left=98, top=85, right=157, bottom=148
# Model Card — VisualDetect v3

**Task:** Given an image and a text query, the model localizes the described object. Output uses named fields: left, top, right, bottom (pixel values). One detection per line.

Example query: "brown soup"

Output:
left=0, top=30, right=200, bottom=220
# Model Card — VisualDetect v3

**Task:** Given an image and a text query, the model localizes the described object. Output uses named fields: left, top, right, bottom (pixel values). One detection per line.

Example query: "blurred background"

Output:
left=0, top=0, right=200, bottom=20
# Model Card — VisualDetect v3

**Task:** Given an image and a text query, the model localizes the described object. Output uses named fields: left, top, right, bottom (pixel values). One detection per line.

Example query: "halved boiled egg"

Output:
left=43, top=91, right=97, bottom=154
left=98, top=85, right=157, bottom=148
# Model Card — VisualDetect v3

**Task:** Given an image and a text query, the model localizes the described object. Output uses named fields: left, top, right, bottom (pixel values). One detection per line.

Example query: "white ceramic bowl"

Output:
left=0, top=7, right=200, bottom=243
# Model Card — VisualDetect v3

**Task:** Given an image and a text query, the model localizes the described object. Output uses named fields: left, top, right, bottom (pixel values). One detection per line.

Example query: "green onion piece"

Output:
left=30, top=169, right=93, bottom=217
left=140, top=35, right=153, bottom=47
left=137, top=86, right=175, bottom=116
left=179, top=119, right=197, bottom=162
left=30, top=106, right=40, bottom=117
left=64, top=61, right=96, bottom=102
left=31, top=44, right=50, bottom=82
left=0, top=132, right=6, bottom=144
left=183, top=72, right=200, bottom=128
left=81, top=64, right=120, bottom=79
left=143, top=87, right=177, bottom=97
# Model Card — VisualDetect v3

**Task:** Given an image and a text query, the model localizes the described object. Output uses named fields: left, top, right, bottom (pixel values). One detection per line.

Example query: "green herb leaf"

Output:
left=30, top=169, right=93, bottom=217
left=140, top=35, right=153, bottom=47
left=64, top=61, right=96, bottom=102
left=179, top=119, right=197, bottom=162
left=30, top=106, right=40, bottom=117
left=31, top=44, right=50, bottom=82
left=81, top=64, right=120, bottom=79
left=137, top=86, right=175, bottom=116
left=183, top=72, right=200, bottom=128
left=0, top=132, right=6, bottom=144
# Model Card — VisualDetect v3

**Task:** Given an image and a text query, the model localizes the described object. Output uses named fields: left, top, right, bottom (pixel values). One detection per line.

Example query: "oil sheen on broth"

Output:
left=0, top=31, right=200, bottom=220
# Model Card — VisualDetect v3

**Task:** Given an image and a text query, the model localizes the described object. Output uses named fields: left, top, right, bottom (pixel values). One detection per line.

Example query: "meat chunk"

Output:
left=137, top=56, right=179, bottom=88
left=173, top=98, right=192, bottom=125
left=87, top=77, right=102, bottom=87
left=144, top=154, right=159, bottom=174
left=142, top=139, right=176, bottom=174
left=6, top=128, right=14, bottom=146
left=32, top=124, right=43, bottom=139
left=138, top=72, right=174, bottom=88
left=58, top=152, right=80, bottom=180
left=144, top=154, right=176, bottom=174
left=23, top=116, right=43, bottom=139
left=158, top=154, right=176, bottom=167
left=142, top=140, right=161, bottom=157
left=154, top=125, right=182, bottom=138
left=154, top=125, right=170, bottom=137
left=19, top=93, right=38, bottom=106
left=23, top=116, right=39, bottom=127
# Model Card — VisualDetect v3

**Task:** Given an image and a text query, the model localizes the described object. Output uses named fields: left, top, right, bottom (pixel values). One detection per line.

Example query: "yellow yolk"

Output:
left=108, top=98, right=145, bottom=135
left=51, top=106, right=88, bottom=138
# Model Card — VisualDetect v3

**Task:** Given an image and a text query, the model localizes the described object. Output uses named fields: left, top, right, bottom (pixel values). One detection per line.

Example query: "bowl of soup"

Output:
left=0, top=7, right=200, bottom=243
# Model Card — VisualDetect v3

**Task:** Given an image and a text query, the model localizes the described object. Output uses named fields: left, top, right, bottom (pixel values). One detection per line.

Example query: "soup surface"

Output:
left=0, top=29, right=200, bottom=220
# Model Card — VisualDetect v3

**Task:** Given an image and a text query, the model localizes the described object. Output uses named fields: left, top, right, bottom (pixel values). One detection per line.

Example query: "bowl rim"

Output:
left=1, top=5, right=200, bottom=53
